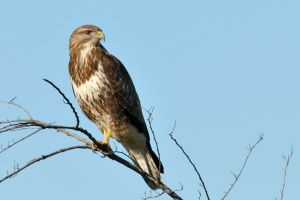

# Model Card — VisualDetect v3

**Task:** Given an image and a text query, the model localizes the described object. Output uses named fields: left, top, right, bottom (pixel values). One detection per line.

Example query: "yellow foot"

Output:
left=102, top=129, right=112, bottom=153
left=103, top=129, right=112, bottom=145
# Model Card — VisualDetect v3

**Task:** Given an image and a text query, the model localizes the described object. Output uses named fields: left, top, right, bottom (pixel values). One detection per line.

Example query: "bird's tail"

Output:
left=125, top=145, right=164, bottom=189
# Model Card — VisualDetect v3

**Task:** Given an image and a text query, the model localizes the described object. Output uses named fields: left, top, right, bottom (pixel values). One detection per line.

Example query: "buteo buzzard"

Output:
left=68, top=25, right=163, bottom=189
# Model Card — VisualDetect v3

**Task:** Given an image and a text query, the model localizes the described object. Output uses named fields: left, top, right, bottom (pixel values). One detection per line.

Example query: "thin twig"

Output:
left=145, top=107, right=162, bottom=174
left=142, top=182, right=184, bottom=200
left=278, top=145, right=293, bottom=200
left=221, top=134, right=264, bottom=200
left=43, top=79, right=80, bottom=128
left=143, top=183, right=183, bottom=200
left=0, top=120, right=91, bottom=145
left=0, top=99, right=32, bottom=119
left=0, top=128, right=42, bottom=154
left=114, top=150, right=133, bottom=161
left=111, top=141, right=133, bottom=161
left=0, top=145, right=90, bottom=183
left=169, top=121, right=211, bottom=200
left=143, top=190, right=164, bottom=200
left=0, top=123, right=32, bottom=134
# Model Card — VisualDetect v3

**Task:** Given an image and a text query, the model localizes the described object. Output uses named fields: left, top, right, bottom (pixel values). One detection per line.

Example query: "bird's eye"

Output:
left=85, top=30, right=92, bottom=35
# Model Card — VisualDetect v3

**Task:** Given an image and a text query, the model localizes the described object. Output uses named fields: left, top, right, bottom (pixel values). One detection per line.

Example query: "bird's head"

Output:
left=69, top=25, right=105, bottom=48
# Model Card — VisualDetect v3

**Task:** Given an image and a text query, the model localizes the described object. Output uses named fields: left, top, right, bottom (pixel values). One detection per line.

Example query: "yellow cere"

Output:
left=97, top=31, right=103, bottom=37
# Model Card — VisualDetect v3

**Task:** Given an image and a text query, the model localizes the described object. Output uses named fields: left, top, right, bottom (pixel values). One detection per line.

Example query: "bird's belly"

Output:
left=71, top=71, right=130, bottom=137
left=71, top=69, right=143, bottom=146
left=72, top=71, right=111, bottom=120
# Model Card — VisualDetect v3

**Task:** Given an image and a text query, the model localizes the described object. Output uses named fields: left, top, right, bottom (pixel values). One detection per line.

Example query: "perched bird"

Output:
left=68, top=25, right=163, bottom=189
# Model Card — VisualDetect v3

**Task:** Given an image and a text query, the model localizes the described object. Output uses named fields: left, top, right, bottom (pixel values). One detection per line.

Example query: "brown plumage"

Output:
left=68, top=25, right=163, bottom=189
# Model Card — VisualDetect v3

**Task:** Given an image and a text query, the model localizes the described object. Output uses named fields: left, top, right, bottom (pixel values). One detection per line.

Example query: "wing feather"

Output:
left=101, top=50, right=164, bottom=173
left=101, top=52, right=150, bottom=139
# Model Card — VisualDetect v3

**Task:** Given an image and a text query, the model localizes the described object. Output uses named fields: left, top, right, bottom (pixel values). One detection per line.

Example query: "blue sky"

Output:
left=0, top=0, right=299, bottom=199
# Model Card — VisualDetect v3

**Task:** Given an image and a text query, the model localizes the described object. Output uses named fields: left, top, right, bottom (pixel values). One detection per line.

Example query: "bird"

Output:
left=68, top=24, right=163, bottom=189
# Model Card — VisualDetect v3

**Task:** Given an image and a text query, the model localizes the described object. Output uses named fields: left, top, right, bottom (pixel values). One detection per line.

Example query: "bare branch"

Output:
left=43, top=79, right=80, bottom=128
left=221, top=134, right=264, bottom=200
left=0, top=119, right=183, bottom=199
left=0, top=145, right=90, bottom=183
left=277, top=145, right=294, bottom=200
left=169, top=121, right=211, bottom=200
left=56, top=127, right=90, bottom=144
left=0, top=81, right=184, bottom=199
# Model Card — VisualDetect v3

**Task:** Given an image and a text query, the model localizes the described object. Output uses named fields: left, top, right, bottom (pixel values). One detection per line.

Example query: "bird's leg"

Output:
left=103, top=129, right=112, bottom=145
left=101, top=129, right=112, bottom=153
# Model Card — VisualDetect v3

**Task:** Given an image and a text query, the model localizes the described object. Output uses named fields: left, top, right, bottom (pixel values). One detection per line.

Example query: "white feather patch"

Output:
left=122, top=124, right=159, bottom=179
left=80, top=45, right=93, bottom=63
left=72, top=71, right=105, bottom=100
left=71, top=64, right=109, bottom=125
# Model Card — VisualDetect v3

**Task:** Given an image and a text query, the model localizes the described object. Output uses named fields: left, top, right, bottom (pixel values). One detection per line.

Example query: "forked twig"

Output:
left=145, top=107, right=162, bottom=174
left=277, top=145, right=293, bottom=200
left=221, top=134, right=264, bottom=200
left=169, top=121, right=211, bottom=200
left=0, top=99, right=32, bottom=119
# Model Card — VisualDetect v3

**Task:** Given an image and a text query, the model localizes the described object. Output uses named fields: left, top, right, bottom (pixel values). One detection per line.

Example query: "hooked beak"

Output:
left=95, top=31, right=105, bottom=41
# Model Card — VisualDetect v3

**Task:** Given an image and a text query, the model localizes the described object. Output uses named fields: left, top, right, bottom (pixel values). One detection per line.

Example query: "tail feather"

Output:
left=126, top=147, right=163, bottom=189
left=149, top=147, right=164, bottom=173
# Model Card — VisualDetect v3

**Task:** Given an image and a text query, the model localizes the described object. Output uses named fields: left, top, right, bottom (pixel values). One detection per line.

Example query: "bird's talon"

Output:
left=102, top=142, right=113, bottom=154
